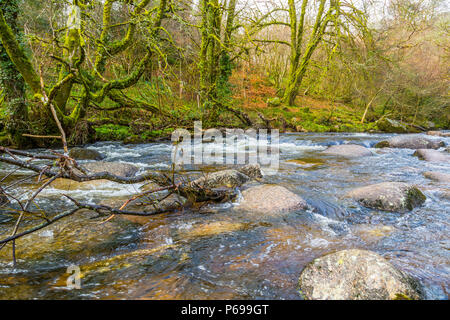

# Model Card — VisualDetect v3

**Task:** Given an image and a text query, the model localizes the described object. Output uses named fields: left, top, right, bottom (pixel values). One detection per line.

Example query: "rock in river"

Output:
left=345, top=182, right=426, bottom=212
left=69, top=147, right=105, bottom=160
left=237, top=184, right=307, bottom=215
left=413, top=149, right=450, bottom=162
left=50, top=161, right=139, bottom=190
left=375, top=135, right=445, bottom=149
left=321, top=144, right=372, bottom=158
left=82, top=161, right=139, bottom=177
left=427, top=131, right=450, bottom=137
left=423, top=171, right=450, bottom=183
left=190, top=164, right=262, bottom=189
left=298, top=249, right=422, bottom=300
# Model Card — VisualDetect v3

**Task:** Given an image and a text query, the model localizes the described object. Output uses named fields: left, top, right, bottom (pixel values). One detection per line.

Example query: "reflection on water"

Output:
left=0, top=133, right=449, bottom=299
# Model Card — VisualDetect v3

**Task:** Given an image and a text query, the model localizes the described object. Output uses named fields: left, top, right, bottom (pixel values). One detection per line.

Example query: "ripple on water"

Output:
left=0, top=132, right=449, bottom=299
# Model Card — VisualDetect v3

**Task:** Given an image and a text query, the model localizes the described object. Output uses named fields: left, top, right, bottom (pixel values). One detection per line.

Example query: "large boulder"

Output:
left=82, top=161, right=139, bottom=177
left=237, top=184, right=307, bottom=215
left=423, top=171, right=450, bottom=183
left=377, top=118, right=410, bottom=133
left=413, top=149, right=450, bottom=162
left=298, top=249, right=421, bottom=300
left=427, top=131, right=450, bottom=137
left=375, top=135, right=445, bottom=149
left=345, top=182, right=426, bottom=212
left=69, top=147, right=105, bottom=160
left=321, top=144, right=372, bottom=158
left=190, top=164, right=262, bottom=189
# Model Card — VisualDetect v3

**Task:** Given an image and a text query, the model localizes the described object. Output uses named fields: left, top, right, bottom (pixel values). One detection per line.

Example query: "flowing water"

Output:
left=0, top=132, right=449, bottom=299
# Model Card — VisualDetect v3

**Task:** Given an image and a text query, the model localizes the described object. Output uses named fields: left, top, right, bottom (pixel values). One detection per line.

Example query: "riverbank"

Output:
left=1, top=73, right=448, bottom=148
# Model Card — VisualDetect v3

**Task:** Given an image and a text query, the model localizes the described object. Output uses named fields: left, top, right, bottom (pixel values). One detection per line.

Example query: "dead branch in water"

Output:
left=0, top=145, right=256, bottom=265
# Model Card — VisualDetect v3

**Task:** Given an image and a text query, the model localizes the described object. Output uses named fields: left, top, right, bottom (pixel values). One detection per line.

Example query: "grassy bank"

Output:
left=1, top=71, right=446, bottom=147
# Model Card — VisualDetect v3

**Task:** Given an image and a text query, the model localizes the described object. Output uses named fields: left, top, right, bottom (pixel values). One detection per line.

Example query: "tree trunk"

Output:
left=0, top=0, right=28, bottom=147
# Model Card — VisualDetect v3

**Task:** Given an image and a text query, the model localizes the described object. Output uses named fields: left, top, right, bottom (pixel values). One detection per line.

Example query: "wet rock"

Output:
left=82, top=161, right=139, bottom=177
left=237, top=164, right=263, bottom=180
left=178, top=221, right=247, bottom=238
left=375, top=135, right=445, bottom=149
left=98, top=195, right=177, bottom=225
left=423, top=171, right=450, bottom=183
left=0, top=211, right=138, bottom=264
left=427, top=131, right=450, bottom=137
left=377, top=118, right=410, bottom=133
left=190, top=164, right=262, bottom=189
left=345, top=182, right=426, bottom=212
left=298, top=249, right=421, bottom=300
left=49, top=162, right=139, bottom=190
left=50, top=178, right=114, bottom=190
left=287, top=158, right=325, bottom=170
left=352, top=224, right=395, bottom=243
left=413, top=149, right=450, bottom=162
left=374, top=141, right=390, bottom=148
left=69, top=147, right=105, bottom=160
left=237, top=185, right=307, bottom=215
left=321, top=144, right=372, bottom=158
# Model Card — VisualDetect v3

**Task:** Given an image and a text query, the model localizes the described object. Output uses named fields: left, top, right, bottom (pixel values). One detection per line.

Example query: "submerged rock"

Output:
left=423, top=171, right=450, bottom=183
left=413, top=149, right=450, bottom=162
left=82, top=161, right=139, bottom=177
left=69, top=147, right=105, bottom=160
left=0, top=211, right=138, bottom=264
left=298, top=249, right=422, bottom=300
left=178, top=221, right=247, bottom=239
left=345, top=182, right=426, bottom=212
left=321, top=144, right=372, bottom=158
left=352, top=224, right=396, bottom=244
left=375, top=135, right=445, bottom=149
left=237, top=184, right=307, bottom=215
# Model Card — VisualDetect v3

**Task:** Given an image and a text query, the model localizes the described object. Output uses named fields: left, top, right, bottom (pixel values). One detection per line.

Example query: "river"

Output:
left=0, top=132, right=448, bottom=299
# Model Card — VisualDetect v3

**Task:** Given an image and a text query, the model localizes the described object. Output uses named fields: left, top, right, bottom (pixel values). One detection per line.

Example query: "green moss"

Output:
left=94, top=124, right=130, bottom=141
left=374, top=141, right=390, bottom=148
left=393, top=293, right=412, bottom=300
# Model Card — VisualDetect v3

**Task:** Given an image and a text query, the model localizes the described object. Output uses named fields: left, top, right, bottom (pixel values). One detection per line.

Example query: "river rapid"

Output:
left=0, top=132, right=449, bottom=299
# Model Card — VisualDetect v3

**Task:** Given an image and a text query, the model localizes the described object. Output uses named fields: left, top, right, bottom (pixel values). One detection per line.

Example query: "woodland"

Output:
left=0, top=0, right=448, bottom=148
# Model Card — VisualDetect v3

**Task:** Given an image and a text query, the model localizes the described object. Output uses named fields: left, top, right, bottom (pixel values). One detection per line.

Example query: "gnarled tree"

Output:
left=0, top=0, right=169, bottom=144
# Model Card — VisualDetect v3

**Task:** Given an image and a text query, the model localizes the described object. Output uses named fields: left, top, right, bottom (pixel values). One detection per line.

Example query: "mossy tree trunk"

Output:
left=0, top=0, right=167, bottom=145
left=0, top=0, right=28, bottom=147
left=199, top=0, right=238, bottom=124
left=283, top=0, right=337, bottom=106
